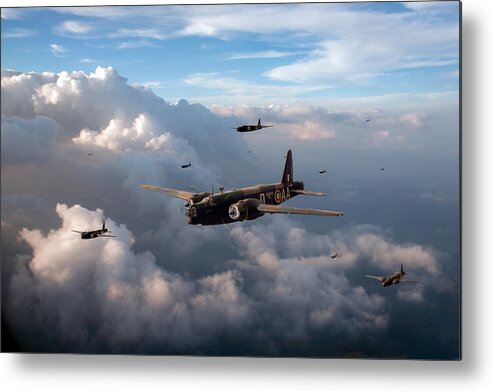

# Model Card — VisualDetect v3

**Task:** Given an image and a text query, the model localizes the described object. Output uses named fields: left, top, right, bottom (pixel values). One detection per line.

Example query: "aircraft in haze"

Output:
left=380, top=168, right=385, bottom=171
left=181, top=162, right=192, bottom=168
left=330, top=253, right=339, bottom=259
left=365, top=265, right=418, bottom=287
left=141, top=150, right=343, bottom=225
left=319, top=169, right=326, bottom=174
left=232, top=119, right=273, bottom=133
left=71, top=220, right=116, bottom=239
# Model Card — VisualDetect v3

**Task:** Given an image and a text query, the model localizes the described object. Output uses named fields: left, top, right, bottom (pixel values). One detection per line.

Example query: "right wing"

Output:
left=140, top=185, right=195, bottom=200
left=291, top=189, right=327, bottom=197
left=365, top=275, right=385, bottom=281
left=257, top=204, right=343, bottom=216
left=71, top=230, right=83, bottom=233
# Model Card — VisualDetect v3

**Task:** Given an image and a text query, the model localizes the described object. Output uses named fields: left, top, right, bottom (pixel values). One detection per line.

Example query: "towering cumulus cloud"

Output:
left=7, top=204, right=399, bottom=355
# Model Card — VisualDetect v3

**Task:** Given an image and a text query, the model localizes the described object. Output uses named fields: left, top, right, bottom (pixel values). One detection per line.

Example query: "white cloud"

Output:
left=73, top=113, right=184, bottom=152
left=2, top=28, right=35, bottom=38
left=11, top=203, right=251, bottom=352
left=56, top=20, right=93, bottom=35
left=228, top=50, right=299, bottom=60
left=183, top=72, right=331, bottom=101
left=50, top=43, right=66, bottom=57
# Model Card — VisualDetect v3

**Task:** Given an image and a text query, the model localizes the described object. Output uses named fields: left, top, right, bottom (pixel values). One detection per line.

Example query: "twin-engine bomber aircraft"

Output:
left=232, top=118, right=273, bottom=133
left=141, top=150, right=343, bottom=225
left=71, top=220, right=116, bottom=239
left=366, top=265, right=418, bottom=287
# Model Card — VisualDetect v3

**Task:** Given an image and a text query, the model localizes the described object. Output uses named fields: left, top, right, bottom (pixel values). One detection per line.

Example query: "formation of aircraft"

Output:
left=365, top=265, right=418, bottom=287
left=141, top=150, right=343, bottom=226
left=71, top=220, right=116, bottom=240
left=232, top=118, right=273, bottom=133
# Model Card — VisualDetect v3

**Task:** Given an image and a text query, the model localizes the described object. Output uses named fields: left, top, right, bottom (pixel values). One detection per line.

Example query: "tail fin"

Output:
left=281, top=150, right=293, bottom=183
left=401, top=264, right=404, bottom=274
left=258, top=118, right=261, bottom=126
left=102, top=219, right=106, bottom=230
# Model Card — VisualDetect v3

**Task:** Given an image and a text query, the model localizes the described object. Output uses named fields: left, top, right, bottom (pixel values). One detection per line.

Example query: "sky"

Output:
left=1, top=1, right=460, bottom=358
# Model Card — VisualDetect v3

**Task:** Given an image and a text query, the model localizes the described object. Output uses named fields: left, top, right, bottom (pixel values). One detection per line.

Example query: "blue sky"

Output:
left=1, top=2, right=459, bottom=106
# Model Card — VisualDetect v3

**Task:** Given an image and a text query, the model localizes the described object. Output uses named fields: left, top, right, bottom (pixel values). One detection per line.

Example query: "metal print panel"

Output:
left=1, top=1, right=461, bottom=359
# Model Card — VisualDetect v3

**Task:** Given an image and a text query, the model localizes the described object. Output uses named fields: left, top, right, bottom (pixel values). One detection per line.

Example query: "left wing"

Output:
left=140, top=185, right=195, bottom=200
left=365, top=275, right=385, bottom=281
left=257, top=204, right=343, bottom=216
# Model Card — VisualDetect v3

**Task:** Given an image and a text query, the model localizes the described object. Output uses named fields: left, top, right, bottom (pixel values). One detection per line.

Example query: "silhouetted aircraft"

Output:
left=319, top=169, right=326, bottom=174
left=330, top=253, right=339, bottom=259
left=366, top=265, right=418, bottom=287
left=232, top=119, right=273, bottom=133
left=141, top=150, right=343, bottom=225
left=246, top=150, right=252, bottom=154
left=181, top=162, right=192, bottom=168
left=365, top=119, right=371, bottom=123
left=71, top=220, right=116, bottom=239
left=380, top=168, right=385, bottom=171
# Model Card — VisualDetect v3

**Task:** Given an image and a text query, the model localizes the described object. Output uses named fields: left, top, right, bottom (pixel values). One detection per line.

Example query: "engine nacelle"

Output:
left=228, top=199, right=264, bottom=221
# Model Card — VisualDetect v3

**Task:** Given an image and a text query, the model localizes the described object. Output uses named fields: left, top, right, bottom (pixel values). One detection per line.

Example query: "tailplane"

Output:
left=281, top=150, right=293, bottom=183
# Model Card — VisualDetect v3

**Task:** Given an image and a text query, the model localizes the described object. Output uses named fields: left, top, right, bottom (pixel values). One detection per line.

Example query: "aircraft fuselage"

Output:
left=185, top=181, right=304, bottom=225
left=80, top=229, right=107, bottom=239
left=381, top=272, right=405, bottom=287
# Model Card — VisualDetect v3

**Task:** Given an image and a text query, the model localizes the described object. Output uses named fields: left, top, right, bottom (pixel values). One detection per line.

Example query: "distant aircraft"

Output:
left=319, top=169, right=326, bottom=174
left=88, top=152, right=93, bottom=156
left=365, top=265, right=418, bottom=287
left=380, top=168, right=385, bottom=171
left=71, top=220, right=116, bottom=240
left=232, top=119, right=273, bottom=133
left=181, top=162, right=192, bottom=168
left=365, top=119, right=371, bottom=123
left=330, top=253, right=339, bottom=259
left=246, top=150, right=252, bottom=154
left=141, top=149, right=343, bottom=225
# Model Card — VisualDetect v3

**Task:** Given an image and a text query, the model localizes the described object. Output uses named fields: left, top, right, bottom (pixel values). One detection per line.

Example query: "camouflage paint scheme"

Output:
left=365, top=265, right=419, bottom=287
left=141, top=150, right=343, bottom=225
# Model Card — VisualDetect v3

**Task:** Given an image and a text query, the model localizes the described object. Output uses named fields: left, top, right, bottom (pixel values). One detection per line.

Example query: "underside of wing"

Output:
left=257, top=203, right=343, bottom=216
left=291, top=189, right=327, bottom=196
left=365, top=275, right=385, bottom=281
left=100, top=235, right=116, bottom=238
left=140, top=185, right=195, bottom=200
left=71, top=230, right=83, bottom=233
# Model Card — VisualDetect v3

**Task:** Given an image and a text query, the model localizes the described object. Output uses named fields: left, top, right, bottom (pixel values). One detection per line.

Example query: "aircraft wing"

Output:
left=71, top=230, right=83, bottom=233
left=400, top=280, right=419, bottom=283
left=365, top=275, right=385, bottom=281
left=257, top=204, right=343, bottom=216
left=140, top=185, right=195, bottom=200
left=100, top=234, right=116, bottom=238
left=291, top=189, right=327, bottom=197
